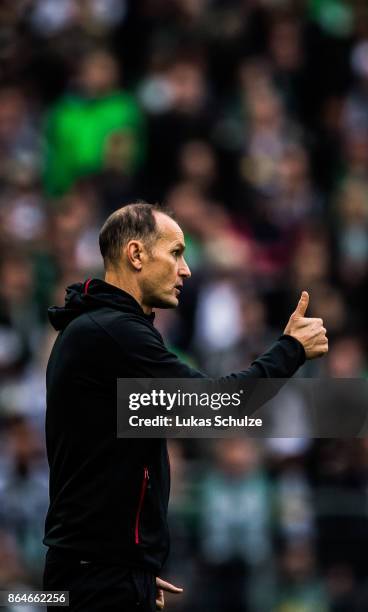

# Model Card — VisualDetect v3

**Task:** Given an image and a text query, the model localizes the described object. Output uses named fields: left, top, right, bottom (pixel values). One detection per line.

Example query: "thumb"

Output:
left=156, top=577, right=183, bottom=594
left=293, top=291, right=309, bottom=318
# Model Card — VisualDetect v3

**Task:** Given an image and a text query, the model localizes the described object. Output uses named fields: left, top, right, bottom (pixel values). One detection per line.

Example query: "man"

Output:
left=43, top=202, right=328, bottom=611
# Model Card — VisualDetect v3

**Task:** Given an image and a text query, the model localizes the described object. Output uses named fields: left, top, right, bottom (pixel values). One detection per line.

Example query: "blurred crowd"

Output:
left=0, top=0, right=368, bottom=610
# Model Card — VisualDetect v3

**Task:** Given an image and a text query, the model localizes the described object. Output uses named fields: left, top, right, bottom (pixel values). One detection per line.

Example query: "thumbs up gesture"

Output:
left=283, top=291, right=328, bottom=360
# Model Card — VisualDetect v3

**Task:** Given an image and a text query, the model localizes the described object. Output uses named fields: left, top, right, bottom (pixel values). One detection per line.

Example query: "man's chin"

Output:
left=151, top=296, right=179, bottom=309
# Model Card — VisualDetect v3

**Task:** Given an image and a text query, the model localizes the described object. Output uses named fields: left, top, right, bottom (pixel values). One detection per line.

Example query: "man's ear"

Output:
left=126, top=240, right=144, bottom=270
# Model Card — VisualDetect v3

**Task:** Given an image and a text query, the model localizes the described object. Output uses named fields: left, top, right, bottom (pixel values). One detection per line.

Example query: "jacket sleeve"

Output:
left=113, top=316, right=305, bottom=380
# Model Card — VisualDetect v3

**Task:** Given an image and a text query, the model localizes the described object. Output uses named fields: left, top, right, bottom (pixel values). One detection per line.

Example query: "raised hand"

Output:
left=283, top=291, right=328, bottom=359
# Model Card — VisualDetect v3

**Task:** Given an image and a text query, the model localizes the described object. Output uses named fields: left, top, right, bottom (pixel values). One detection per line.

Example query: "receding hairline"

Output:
left=151, top=209, right=183, bottom=235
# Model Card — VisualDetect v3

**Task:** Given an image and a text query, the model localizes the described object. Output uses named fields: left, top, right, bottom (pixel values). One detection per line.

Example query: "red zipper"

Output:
left=135, top=467, right=149, bottom=544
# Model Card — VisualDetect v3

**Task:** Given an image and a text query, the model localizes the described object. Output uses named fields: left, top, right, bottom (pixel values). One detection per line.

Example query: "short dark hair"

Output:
left=99, top=202, right=171, bottom=267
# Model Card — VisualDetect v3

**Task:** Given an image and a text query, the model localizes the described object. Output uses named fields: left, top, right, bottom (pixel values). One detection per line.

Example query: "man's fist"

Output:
left=283, top=291, right=328, bottom=359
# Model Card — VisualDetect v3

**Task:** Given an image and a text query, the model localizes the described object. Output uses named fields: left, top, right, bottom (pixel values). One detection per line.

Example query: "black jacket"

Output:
left=44, top=278, right=305, bottom=571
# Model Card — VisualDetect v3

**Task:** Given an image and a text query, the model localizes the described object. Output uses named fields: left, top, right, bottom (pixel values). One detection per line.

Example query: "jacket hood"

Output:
left=48, top=278, right=154, bottom=331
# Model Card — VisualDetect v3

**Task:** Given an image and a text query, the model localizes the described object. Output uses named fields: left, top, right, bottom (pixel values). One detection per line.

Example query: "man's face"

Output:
left=140, top=212, right=191, bottom=309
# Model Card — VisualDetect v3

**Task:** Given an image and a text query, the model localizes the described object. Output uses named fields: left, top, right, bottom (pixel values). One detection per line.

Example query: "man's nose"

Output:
left=179, top=258, right=191, bottom=279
